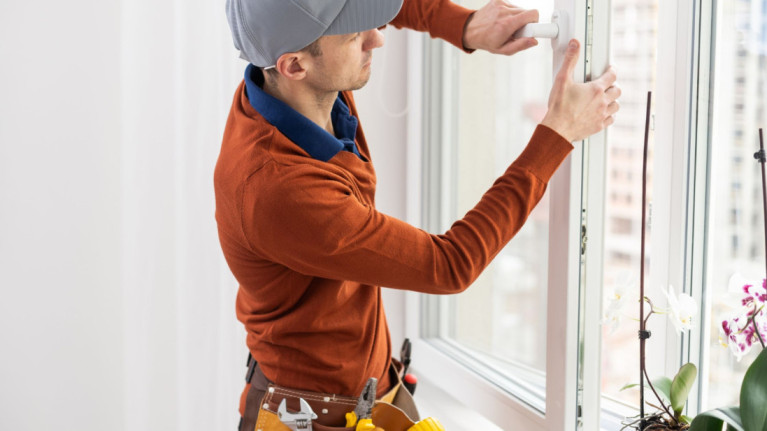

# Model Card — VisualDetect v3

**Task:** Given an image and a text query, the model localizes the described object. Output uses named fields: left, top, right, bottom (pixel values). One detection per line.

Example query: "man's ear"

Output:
left=274, top=52, right=308, bottom=81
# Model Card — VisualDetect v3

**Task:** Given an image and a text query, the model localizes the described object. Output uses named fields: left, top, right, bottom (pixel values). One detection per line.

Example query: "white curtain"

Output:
left=120, top=0, right=246, bottom=430
left=0, top=0, right=409, bottom=429
left=1, top=0, right=247, bottom=429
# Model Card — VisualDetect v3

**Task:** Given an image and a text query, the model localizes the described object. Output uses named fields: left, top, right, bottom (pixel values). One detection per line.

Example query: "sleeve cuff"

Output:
left=514, top=124, right=574, bottom=183
left=430, top=2, right=476, bottom=52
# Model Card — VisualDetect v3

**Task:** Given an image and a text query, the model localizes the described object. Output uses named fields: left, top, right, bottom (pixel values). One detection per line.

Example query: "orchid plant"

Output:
left=689, top=130, right=767, bottom=431
left=615, top=285, right=700, bottom=430
left=616, top=91, right=701, bottom=430
left=689, top=276, right=767, bottom=431
left=620, top=98, right=767, bottom=430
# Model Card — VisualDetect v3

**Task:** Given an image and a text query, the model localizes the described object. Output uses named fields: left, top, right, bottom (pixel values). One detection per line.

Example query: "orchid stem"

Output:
left=751, top=305, right=766, bottom=349
left=643, top=310, right=655, bottom=328
left=639, top=91, right=662, bottom=430
left=755, top=322, right=766, bottom=349
left=758, top=129, right=767, bottom=294
left=639, top=91, right=652, bottom=428
left=642, top=366, right=675, bottom=420
left=758, top=129, right=767, bottom=343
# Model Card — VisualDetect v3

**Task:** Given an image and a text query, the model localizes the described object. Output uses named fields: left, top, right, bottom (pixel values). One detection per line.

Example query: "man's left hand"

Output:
left=462, top=0, right=540, bottom=55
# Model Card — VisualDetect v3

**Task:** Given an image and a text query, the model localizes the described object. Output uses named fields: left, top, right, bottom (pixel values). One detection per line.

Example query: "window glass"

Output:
left=446, top=0, right=554, bottom=387
left=701, top=0, right=767, bottom=409
left=600, top=0, right=660, bottom=410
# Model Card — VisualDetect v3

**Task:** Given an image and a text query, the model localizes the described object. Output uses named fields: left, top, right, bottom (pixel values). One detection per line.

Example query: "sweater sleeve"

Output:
left=389, top=0, right=475, bottom=51
left=241, top=125, right=572, bottom=295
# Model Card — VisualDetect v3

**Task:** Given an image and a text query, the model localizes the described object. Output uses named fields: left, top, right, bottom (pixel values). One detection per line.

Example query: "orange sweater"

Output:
left=214, top=0, right=574, bottom=414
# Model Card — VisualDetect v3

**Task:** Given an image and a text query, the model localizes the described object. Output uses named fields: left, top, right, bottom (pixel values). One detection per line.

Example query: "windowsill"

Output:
left=413, top=372, right=639, bottom=431
left=411, top=370, right=503, bottom=431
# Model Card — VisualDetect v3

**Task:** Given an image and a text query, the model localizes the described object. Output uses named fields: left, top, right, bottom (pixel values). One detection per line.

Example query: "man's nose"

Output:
left=362, top=28, right=385, bottom=50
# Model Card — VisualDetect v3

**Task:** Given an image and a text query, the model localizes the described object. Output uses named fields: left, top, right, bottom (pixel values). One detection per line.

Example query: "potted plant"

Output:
left=688, top=276, right=767, bottom=431
left=617, top=286, right=699, bottom=430
left=687, top=129, right=767, bottom=431
left=614, top=91, right=699, bottom=430
left=624, top=119, right=767, bottom=430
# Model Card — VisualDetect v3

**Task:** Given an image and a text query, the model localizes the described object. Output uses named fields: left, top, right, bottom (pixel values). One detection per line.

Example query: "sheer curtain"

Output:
left=1, top=0, right=246, bottom=429
left=120, top=0, right=245, bottom=430
left=0, top=0, right=410, bottom=429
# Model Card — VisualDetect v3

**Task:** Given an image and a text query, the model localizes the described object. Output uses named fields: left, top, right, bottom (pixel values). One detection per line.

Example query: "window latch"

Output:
left=513, top=11, right=571, bottom=72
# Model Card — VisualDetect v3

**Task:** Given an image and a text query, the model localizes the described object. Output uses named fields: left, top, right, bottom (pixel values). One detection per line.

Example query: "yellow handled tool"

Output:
left=345, top=411, right=376, bottom=430
left=407, top=417, right=446, bottom=431
left=346, top=378, right=377, bottom=430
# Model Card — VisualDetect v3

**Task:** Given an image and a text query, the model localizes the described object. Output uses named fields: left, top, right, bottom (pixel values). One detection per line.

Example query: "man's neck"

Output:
left=263, top=80, right=337, bottom=135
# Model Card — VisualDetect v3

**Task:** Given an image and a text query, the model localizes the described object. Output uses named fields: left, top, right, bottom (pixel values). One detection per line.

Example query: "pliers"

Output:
left=345, top=378, right=377, bottom=431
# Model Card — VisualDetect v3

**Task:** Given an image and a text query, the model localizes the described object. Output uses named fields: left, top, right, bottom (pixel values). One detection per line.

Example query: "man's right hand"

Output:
left=540, top=39, right=621, bottom=143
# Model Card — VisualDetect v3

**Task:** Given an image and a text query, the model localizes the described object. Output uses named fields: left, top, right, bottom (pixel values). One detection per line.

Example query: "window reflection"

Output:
left=601, top=0, right=659, bottom=409
left=447, top=0, right=554, bottom=380
left=703, top=0, right=767, bottom=410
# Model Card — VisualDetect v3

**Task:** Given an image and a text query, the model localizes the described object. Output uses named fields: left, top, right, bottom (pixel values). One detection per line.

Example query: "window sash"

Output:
left=592, top=0, right=704, bottom=425
left=406, top=1, right=590, bottom=428
left=410, top=0, right=739, bottom=426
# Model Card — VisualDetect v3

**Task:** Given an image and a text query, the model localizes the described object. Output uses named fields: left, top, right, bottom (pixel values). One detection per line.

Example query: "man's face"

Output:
left=305, top=29, right=385, bottom=93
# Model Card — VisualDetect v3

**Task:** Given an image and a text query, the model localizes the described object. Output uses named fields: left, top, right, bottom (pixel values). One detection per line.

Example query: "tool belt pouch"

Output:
left=371, top=402, right=416, bottom=431
left=254, top=385, right=417, bottom=431
left=256, top=384, right=356, bottom=430
left=251, top=357, right=418, bottom=431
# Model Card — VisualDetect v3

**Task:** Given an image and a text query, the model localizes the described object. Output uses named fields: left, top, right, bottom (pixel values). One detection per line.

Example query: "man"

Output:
left=216, top=0, right=620, bottom=429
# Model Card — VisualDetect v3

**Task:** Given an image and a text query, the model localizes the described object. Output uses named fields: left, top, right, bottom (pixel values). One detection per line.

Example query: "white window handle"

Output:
left=513, top=10, right=570, bottom=41
left=513, top=22, right=559, bottom=39
left=513, top=11, right=572, bottom=74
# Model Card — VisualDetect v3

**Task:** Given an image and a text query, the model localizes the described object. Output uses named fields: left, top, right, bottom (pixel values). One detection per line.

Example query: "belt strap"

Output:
left=239, top=360, right=419, bottom=430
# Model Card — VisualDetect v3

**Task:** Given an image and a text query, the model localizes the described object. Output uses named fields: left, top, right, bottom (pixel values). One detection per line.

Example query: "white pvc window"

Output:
left=438, top=0, right=555, bottom=409
left=599, top=0, right=661, bottom=412
left=597, top=0, right=767, bottom=427
left=412, top=0, right=767, bottom=428
left=408, top=0, right=588, bottom=429
left=698, top=0, right=767, bottom=411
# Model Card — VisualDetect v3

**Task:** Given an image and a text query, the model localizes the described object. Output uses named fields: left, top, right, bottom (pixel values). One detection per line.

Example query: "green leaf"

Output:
left=740, top=348, right=767, bottom=431
left=620, top=378, right=672, bottom=406
left=689, top=407, right=743, bottom=431
left=670, top=363, right=697, bottom=415
left=680, top=415, right=693, bottom=424
left=652, top=377, right=673, bottom=405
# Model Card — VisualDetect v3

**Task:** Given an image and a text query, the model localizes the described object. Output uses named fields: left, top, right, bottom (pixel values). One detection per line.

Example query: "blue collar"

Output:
left=244, top=64, right=362, bottom=162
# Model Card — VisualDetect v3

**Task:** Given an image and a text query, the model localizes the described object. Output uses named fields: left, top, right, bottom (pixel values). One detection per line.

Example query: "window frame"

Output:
left=404, top=1, right=589, bottom=429
left=589, top=0, right=706, bottom=425
left=404, top=0, right=716, bottom=429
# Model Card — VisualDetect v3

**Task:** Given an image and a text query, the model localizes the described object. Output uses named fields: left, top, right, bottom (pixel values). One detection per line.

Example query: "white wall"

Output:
left=0, top=2, right=410, bottom=430
left=0, top=1, right=125, bottom=429
left=355, top=26, right=411, bottom=355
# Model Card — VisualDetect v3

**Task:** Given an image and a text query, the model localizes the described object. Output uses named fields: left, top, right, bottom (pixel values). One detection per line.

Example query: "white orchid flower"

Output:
left=664, top=285, right=697, bottom=333
left=602, top=271, right=637, bottom=333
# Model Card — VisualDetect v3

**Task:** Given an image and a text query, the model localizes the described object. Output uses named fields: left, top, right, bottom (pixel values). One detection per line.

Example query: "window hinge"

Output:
left=581, top=224, right=588, bottom=256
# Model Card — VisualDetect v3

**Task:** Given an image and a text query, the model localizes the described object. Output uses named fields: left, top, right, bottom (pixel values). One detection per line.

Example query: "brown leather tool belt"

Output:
left=239, top=358, right=419, bottom=431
